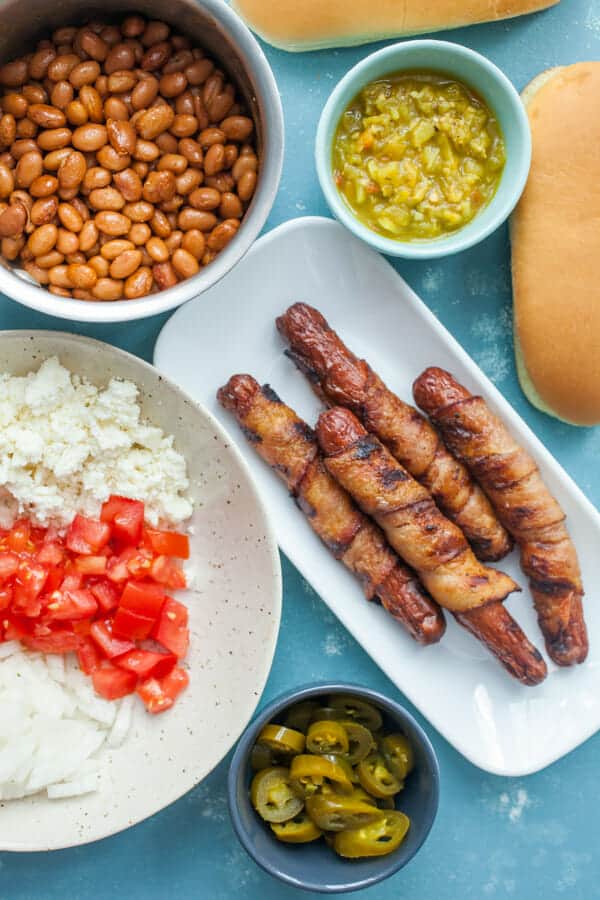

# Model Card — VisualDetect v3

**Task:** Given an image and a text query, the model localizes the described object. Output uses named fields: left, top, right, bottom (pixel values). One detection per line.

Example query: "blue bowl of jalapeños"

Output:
left=228, top=682, right=440, bottom=893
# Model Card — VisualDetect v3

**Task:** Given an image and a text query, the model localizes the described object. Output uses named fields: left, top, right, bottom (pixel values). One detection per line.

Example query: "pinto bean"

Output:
left=58, top=202, right=83, bottom=231
left=0, top=114, right=16, bottom=149
left=15, top=151, right=43, bottom=188
left=0, top=60, right=28, bottom=88
left=95, top=210, right=131, bottom=235
left=107, top=118, right=136, bottom=155
left=0, top=165, right=14, bottom=203
left=27, top=222, right=58, bottom=256
left=124, top=265, right=153, bottom=297
left=29, top=174, right=58, bottom=197
left=58, top=150, right=86, bottom=189
left=152, top=260, right=177, bottom=289
left=92, top=277, right=123, bottom=299
left=72, top=123, right=107, bottom=152
left=109, top=248, right=142, bottom=278
left=30, top=195, right=58, bottom=225
left=67, top=262, right=97, bottom=288
left=0, top=16, right=257, bottom=301
left=141, top=41, right=171, bottom=72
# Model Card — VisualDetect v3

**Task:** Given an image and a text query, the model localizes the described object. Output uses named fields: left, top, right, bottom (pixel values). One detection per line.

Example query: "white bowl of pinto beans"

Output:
left=0, top=0, right=284, bottom=322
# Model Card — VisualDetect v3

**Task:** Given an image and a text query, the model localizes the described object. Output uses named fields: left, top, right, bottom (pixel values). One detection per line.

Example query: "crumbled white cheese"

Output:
left=0, top=357, right=193, bottom=528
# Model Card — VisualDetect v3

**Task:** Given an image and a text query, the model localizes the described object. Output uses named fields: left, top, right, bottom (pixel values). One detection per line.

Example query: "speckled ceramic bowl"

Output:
left=315, top=40, right=531, bottom=259
left=0, top=0, right=284, bottom=323
left=228, top=683, right=440, bottom=893
left=0, top=331, right=282, bottom=851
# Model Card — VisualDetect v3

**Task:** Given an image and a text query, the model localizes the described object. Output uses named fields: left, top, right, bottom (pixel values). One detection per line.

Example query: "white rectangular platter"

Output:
left=154, top=216, right=600, bottom=776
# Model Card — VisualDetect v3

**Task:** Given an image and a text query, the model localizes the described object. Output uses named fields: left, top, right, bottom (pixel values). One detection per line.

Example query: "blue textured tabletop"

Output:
left=2, top=1, right=600, bottom=897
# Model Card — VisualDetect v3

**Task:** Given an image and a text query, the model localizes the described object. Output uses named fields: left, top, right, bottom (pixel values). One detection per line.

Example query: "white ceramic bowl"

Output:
left=0, top=0, right=284, bottom=323
left=0, top=331, right=281, bottom=851
left=315, top=40, right=531, bottom=259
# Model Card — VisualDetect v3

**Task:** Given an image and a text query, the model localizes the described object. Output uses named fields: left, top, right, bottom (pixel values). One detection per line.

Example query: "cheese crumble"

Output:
left=0, top=357, right=193, bottom=529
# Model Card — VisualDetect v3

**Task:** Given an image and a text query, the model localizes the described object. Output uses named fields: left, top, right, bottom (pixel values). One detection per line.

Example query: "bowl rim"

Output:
left=227, top=681, right=441, bottom=894
left=0, top=328, right=283, bottom=850
left=0, top=0, right=285, bottom=324
left=315, top=38, right=532, bottom=260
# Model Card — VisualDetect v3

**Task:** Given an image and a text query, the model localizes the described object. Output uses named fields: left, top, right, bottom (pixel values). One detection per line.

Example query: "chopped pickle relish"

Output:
left=332, top=71, right=506, bottom=241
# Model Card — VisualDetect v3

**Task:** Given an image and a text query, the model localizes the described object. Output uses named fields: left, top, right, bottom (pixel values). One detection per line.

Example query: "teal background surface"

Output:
left=2, top=0, right=600, bottom=895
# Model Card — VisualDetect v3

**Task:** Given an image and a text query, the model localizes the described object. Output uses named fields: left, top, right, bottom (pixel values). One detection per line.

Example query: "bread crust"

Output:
left=232, top=0, right=559, bottom=51
left=511, top=63, right=600, bottom=425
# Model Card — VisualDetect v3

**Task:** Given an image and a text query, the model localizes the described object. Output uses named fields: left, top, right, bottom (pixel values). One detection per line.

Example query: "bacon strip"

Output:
left=316, top=407, right=547, bottom=685
left=217, top=374, right=445, bottom=645
left=413, top=366, right=588, bottom=666
left=277, top=303, right=512, bottom=562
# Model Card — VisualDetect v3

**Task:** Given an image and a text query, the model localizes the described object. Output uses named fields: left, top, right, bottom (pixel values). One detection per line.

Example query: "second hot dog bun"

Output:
left=232, top=0, right=558, bottom=52
left=511, top=64, right=600, bottom=426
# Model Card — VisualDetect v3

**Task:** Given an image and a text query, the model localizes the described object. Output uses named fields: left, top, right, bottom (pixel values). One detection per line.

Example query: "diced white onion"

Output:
left=108, top=694, right=135, bottom=748
left=0, top=648, right=133, bottom=801
left=47, top=771, right=100, bottom=799
left=0, top=641, right=22, bottom=660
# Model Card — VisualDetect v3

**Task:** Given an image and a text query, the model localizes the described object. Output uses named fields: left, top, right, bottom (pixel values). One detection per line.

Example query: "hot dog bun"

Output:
left=511, top=64, right=600, bottom=426
left=232, top=0, right=558, bottom=52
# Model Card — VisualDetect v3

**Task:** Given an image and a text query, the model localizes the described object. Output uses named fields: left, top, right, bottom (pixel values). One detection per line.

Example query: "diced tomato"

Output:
left=106, top=547, right=138, bottom=583
left=114, top=648, right=176, bottom=680
left=112, top=605, right=155, bottom=641
left=163, top=666, right=189, bottom=695
left=0, top=505, right=191, bottom=714
left=46, top=588, right=98, bottom=621
left=150, top=556, right=187, bottom=590
left=0, top=552, right=19, bottom=583
left=126, top=548, right=154, bottom=579
left=77, top=636, right=103, bottom=675
left=12, top=562, right=48, bottom=616
left=157, top=596, right=188, bottom=628
left=0, top=586, right=13, bottom=611
left=120, top=581, right=165, bottom=620
left=92, top=664, right=137, bottom=700
left=144, top=528, right=190, bottom=559
left=36, top=542, right=65, bottom=567
left=29, top=526, right=46, bottom=545
left=90, top=619, right=135, bottom=658
left=136, top=678, right=172, bottom=713
left=43, top=566, right=64, bottom=594
left=66, top=515, right=111, bottom=556
left=137, top=667, right=189, bottom=714
left=89, top=578, right=120, bottom=613
left=60, top=572, right=83, bottom=592
left=101, top=496, right=144, bottom=546
left=153, top=597, right=189, bottom=658
left=7, top=520, right=30, bottom=553
left=2, top=614, right=31, bottom=641
left=15, top=562, right=48, bottom=595
left=42, top=524, right=61, bottom=543
left=22, top=628, right=79, bottom=653
left=74, top=555, right=107, bottom=575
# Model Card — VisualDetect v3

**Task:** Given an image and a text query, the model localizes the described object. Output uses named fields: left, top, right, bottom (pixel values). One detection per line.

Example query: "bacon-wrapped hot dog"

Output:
left=277, top=303, right=512, bottom=562
left=413, top=367, right=588, bottom=666
left=217, top=375, right=445, bottom=645
left=316, top=407, right=547, bottom=685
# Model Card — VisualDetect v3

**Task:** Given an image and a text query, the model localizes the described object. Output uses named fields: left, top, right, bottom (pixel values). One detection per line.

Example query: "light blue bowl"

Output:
left=228, top=683, right=440, bottom=894
left=315, top=40, right=531, bottom=259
